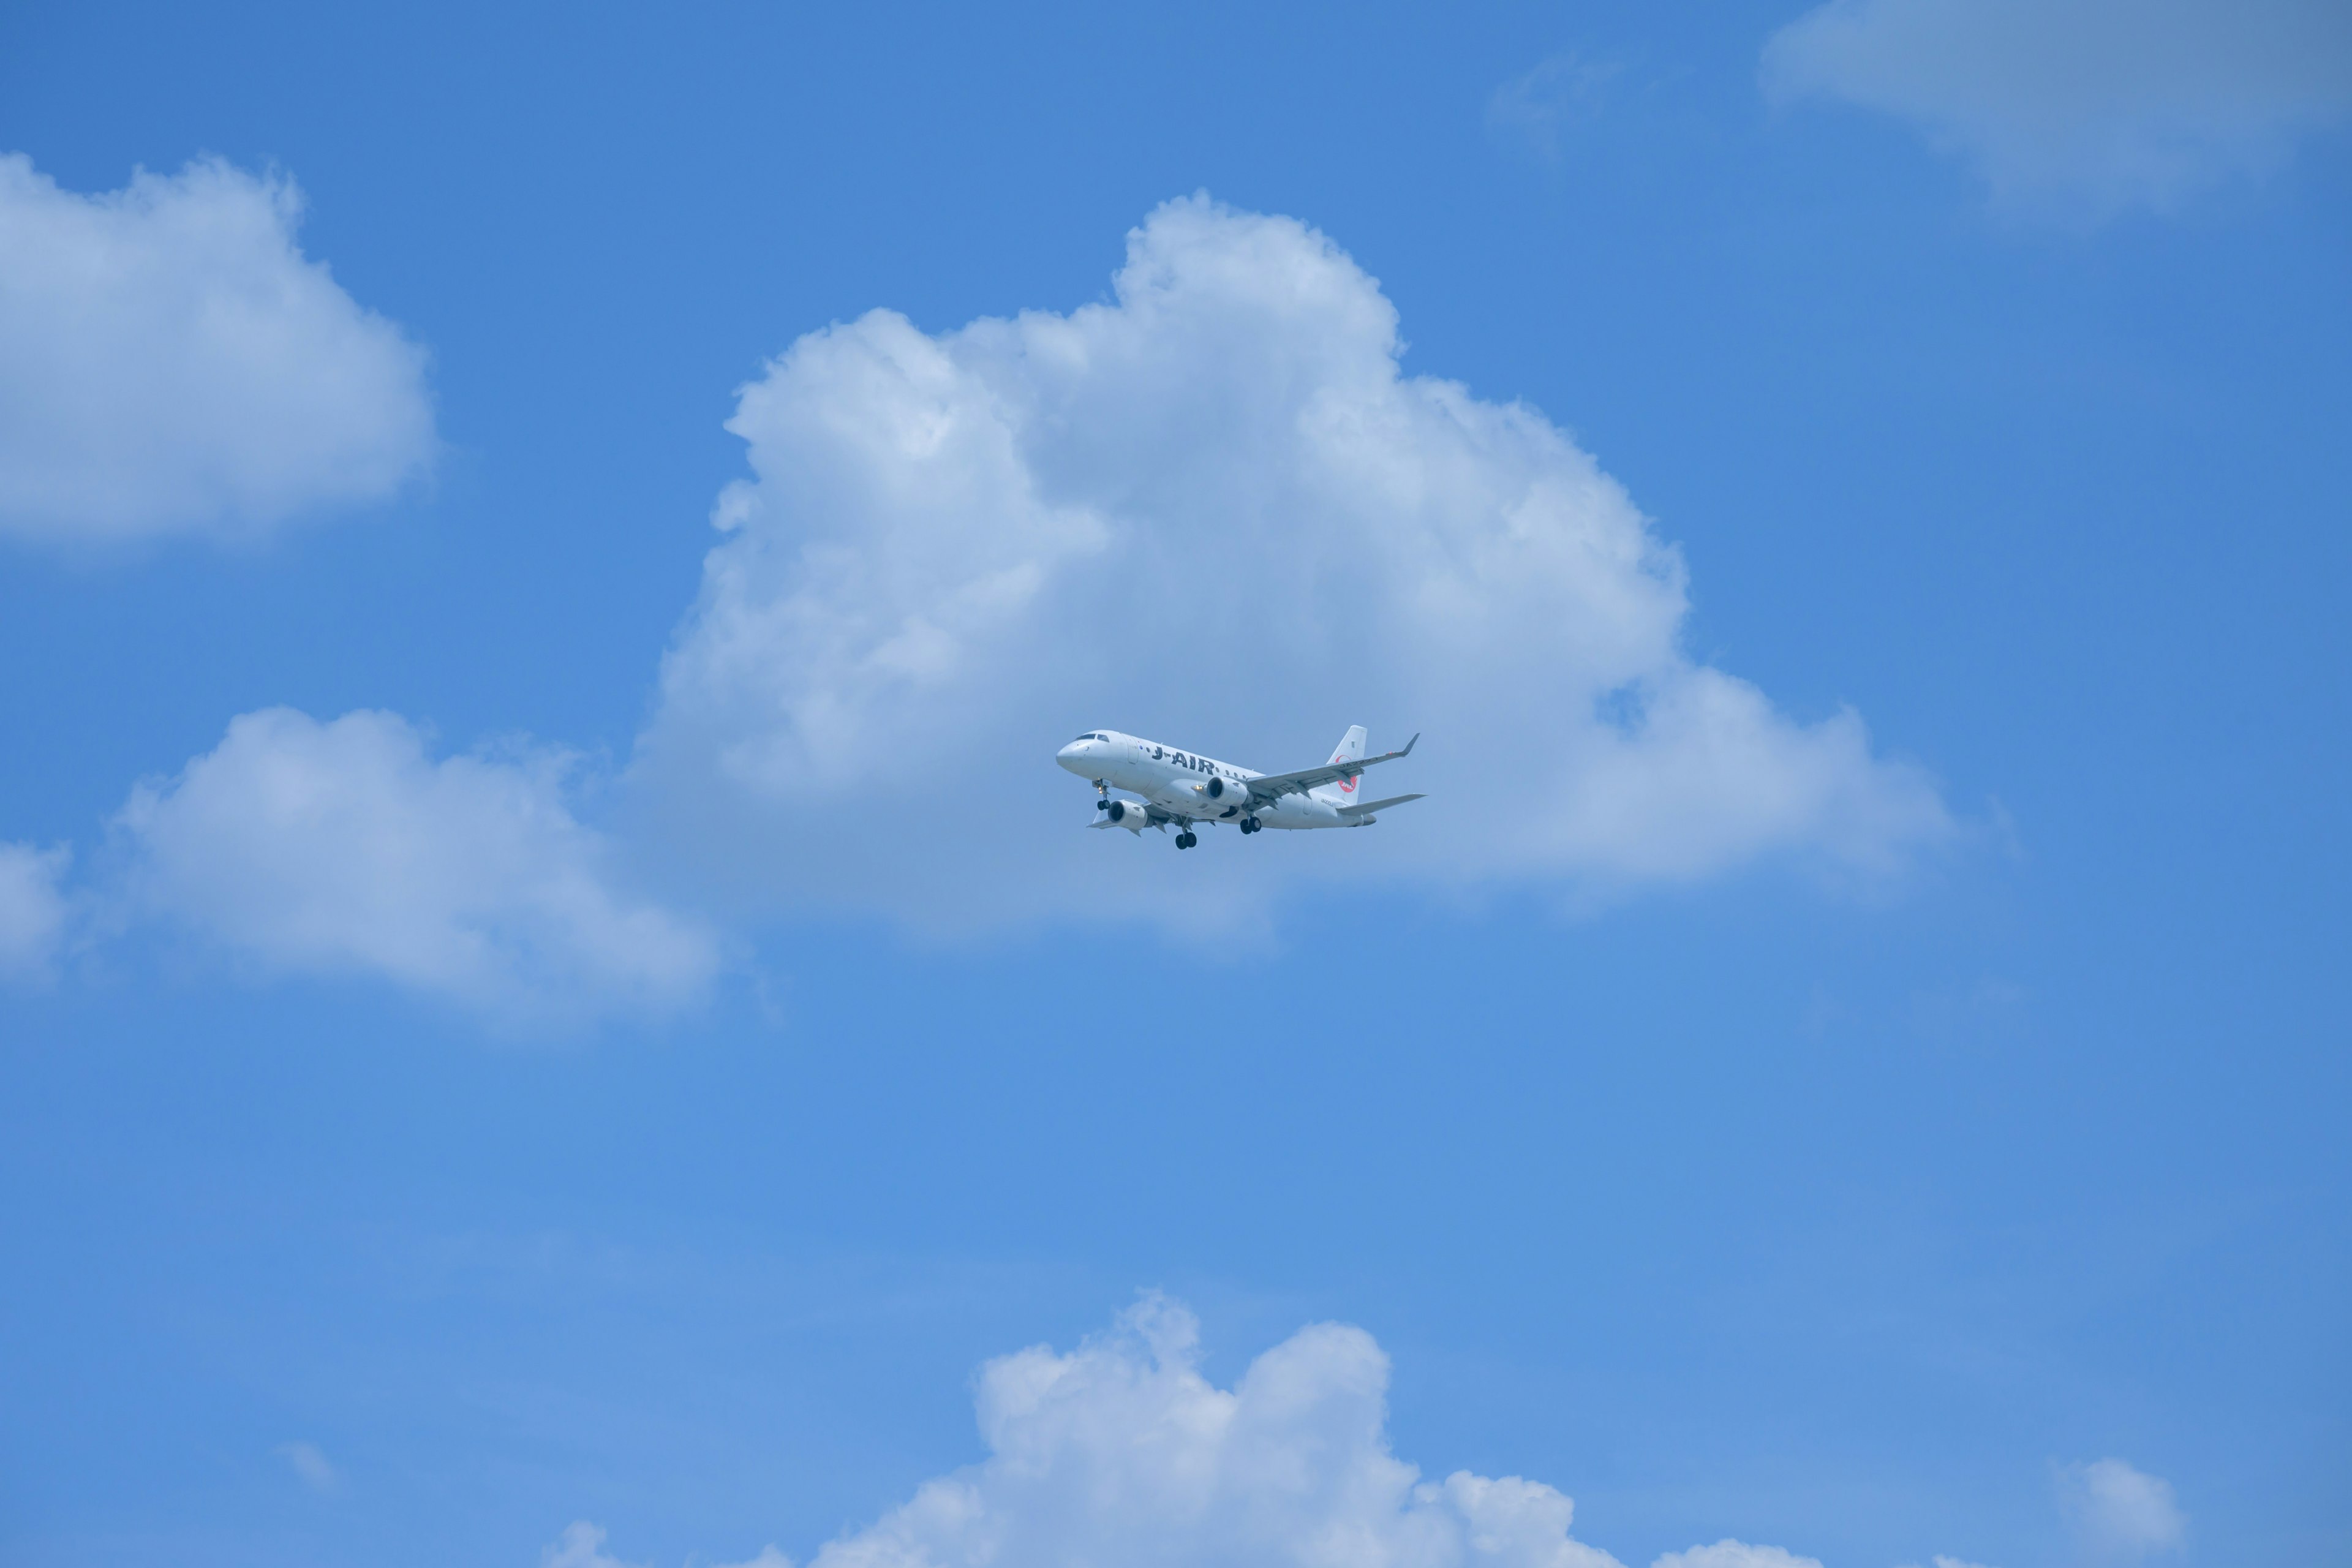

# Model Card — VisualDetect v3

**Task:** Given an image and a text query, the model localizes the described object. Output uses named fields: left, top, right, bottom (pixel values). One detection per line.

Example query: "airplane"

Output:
left=1055, top=725, right=1423, bottom=849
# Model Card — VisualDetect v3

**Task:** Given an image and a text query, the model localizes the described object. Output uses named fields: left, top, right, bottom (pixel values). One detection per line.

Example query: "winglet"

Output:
left=1401, top=732, right=1419, bottom=756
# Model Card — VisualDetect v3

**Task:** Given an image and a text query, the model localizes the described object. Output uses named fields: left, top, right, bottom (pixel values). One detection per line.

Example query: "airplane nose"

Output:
left=1056, top=741, right=1085, bottom=769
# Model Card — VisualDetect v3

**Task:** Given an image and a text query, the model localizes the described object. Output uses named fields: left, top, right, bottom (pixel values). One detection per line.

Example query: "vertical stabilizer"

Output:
left=1311, top=725, right=1369, bottom=806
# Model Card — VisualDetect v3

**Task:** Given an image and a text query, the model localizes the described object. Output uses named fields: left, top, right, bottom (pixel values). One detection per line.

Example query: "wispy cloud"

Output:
left=1488, top=53, right=1623, bottom=160
left=0, top=841, right=69, bottom=984
left=1762, top=0, right=2352, bottom=217
left=276, top=1439, right=341, bottom=1494
left=543, top=1520, right=786, bottom=1568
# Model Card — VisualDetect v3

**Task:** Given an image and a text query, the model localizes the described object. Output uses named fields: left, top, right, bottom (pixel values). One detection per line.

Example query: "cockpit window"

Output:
left=1072, top=733, right=1098, bottom=742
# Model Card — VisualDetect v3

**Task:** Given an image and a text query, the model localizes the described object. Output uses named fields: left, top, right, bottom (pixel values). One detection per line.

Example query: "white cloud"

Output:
left=548, top=1297, right=1887, bottom=1568
left=2058, top=1458, right=2187, bottom=1558
left=0, top=153, right=434, bottom=545
left=543, top=1523, right=790, bottom=1568
left=1489, top=54, right=1623, bottom=160
left=582, top=1295, right=1629, bottom=1568
left=276, top=1438, right=341, bottom=1494
left=1762, top=0, right=2352, bottom=214
left=633, top=195, right=1950, bottom=933
left=1653, top=1546, right=1822, bottom=1568
left=543, top=1523, right=640, bottom=1568
left=114, top=707, right=719, bottom=1023
left=0, top=840, right=70, bottom=982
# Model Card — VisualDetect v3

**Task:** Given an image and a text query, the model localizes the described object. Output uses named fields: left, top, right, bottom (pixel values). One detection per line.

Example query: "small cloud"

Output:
left=112, top=707, right=721, bottom=1028
left=542, top=1523, right=638, bottom=1568
left=538, top=1523, right=790, bottom=1568
left=2059, top=1457, right=2187, bottom=1559
left=1488, top=52, right=1623, bottom=159
left=1653, top=1544, right=1824, bottom=1568
left=276, top=1439, right=340, bottom=1494
left=0, top=153, right=435, bottom=547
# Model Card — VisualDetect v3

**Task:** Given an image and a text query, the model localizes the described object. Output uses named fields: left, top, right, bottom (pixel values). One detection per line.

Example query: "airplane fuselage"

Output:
left=1056, top=730, right=1354, bottom=829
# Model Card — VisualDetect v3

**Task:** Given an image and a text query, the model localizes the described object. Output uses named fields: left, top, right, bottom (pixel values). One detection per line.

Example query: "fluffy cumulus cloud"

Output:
left=1653, top=1547, right=1822, bottom=1568
left=113, top=707, right=719, bottom=1023
left=543, top=1297, right=1954, bottom=1568
left=0, top=153, right=434, bottom=544
left=1762, top=0, right=2352, bottom=213
left=0, top=840, right=71, bottom=982
left=2057, top=1458, right=2187, bottom=1559
left=633, top=196, right=1949, bottom=931
left=800, top=1296, right=1624, bottom=1568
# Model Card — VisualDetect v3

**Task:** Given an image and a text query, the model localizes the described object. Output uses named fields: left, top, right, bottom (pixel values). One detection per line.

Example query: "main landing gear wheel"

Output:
left=1241, top=816, right=1261, bottom=834
left=1175, top=831, right=1197, bottom=849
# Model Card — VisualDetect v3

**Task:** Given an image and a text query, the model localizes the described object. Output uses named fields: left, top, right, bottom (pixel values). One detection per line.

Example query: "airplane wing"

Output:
left=1337, top=793, right=1424, bottom=817
left=1244, top=733, right=1419, bottom=802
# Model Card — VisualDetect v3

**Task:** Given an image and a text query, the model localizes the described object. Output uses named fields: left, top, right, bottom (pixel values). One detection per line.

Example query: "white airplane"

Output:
left=1055, top=725, right=1423, bottom=849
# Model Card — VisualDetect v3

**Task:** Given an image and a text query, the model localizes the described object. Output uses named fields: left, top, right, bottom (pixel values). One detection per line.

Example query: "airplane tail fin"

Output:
left=1310, top=725, right=1370, bottom=806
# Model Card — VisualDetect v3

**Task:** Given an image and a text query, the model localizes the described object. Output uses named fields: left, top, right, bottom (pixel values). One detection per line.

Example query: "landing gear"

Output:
left=1094, top=780, right=1111, bottom=812
left=1240, top=816, right=1261, bottom=834
left=1175, top=831, right=1198, bottom=850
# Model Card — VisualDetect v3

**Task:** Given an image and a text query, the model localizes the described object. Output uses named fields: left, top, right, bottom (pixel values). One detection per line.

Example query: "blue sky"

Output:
left=1, top=2, right=2346, bottom=1566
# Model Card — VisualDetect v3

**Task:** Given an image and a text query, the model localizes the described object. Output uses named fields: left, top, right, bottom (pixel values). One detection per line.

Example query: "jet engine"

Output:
left=1101, top=799, right=1147, bottom=829
left=1203, top=775, right=1249, bottom=807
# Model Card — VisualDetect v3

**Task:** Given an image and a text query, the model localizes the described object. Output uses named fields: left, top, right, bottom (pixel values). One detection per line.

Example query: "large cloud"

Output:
left=543, top=1297, right=1948, bottom=1568
left=557, top=1296, right=1632, bottom=1568
left=802, top=1296, right=1625, bottom=1568
left=0, top=840, right=70, bottom=983
left=633, top=196, right=1949, bottom=931
left=0, top=153, right=434, bottom=545
left=113, top=708, right=718, bottom=1024
left=1762, top=0, right=2352, bottom=214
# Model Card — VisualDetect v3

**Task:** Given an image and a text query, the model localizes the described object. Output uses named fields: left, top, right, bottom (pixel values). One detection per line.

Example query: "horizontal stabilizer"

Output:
left=1338, top=793, right=1425, bottom=817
